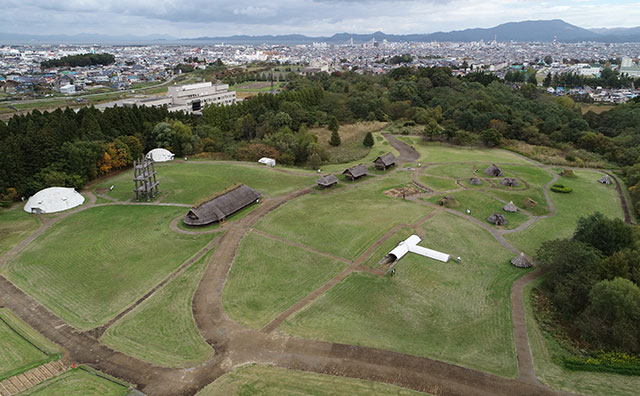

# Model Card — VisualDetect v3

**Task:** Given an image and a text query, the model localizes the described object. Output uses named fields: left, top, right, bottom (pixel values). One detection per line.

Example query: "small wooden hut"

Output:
left=511, top=252, right=532, bottom=268
left=343, top=164, right=369, bottom=181
left=374, top=152, right=396, bottom=170
left=469, top=177, right=482, bottom=185
left=184, top=184, right=261, bottom=226
left=598, top=175, right=612, bottom=185
left=503, top=201, right=518, bottom=213
left=501, top=178, right=520, bottom=187
left=484, top=164, right=504, bottom=177
left=317, top=174, right=339, bottom=189
left=487, top=212, right=508, bottom=226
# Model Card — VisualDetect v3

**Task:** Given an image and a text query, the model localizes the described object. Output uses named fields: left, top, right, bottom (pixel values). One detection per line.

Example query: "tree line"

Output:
left=40, top=53, right=116, bottom=69
left=537, top=213, right=640, bottom=363
left=3, top=66, right=640, bottom=214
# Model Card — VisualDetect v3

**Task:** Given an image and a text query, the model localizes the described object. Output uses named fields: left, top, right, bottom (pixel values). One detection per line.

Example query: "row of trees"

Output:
left=537, top=213, right=640, bottom=353
left=40, top=53, right=116, bottom=69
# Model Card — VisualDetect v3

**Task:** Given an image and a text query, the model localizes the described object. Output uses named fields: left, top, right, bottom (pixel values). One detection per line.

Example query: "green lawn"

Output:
left=0, top=309, right=59, bottom=380
left=17, top=368, right=129, bottom=396
left=505, top=170, right=624, bottom=256
left=223, top=231, right=348, bottom=329
left=484, top=165, right=554, bottom=216
left=280, top=212, right=522, bottom=378
left=3, top=205, right=212, bottom=330
left=417, top=175, right=459, bottom=191
left=255, top=173, right=429, bottom=260
left=101, top=251, right=215, bottom=367
left=0, top=207, right=41, bottom=257
left=396, top=137, right=533, bottom=164
left=93, top=162, right=316, bottom=204
left=427, top=190, right=530, bottom=230
left=321, top=133, right=400, bottom=173
left=196, top=364, right=430, bottom=396
left=524, top=278, right=640, bottom=396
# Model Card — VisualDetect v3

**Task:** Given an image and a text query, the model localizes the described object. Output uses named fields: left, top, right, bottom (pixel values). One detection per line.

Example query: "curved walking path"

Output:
left=4, top=135, right=633, bottom=396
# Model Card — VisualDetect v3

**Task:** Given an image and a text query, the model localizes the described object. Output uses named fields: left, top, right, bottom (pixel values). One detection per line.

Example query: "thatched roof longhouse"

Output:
left=184, top=184, right=261, bottom=226
left=317, top=174, right=339, bottom=188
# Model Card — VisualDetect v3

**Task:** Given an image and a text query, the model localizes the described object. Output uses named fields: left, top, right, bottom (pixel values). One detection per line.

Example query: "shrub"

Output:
left=551, top=184, right=573, bottom=193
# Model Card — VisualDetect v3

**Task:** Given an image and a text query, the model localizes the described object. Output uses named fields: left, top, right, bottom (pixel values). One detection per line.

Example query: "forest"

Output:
left=537, top=213, right=640, bottom=373
left=40, top=53, right=116, bottom=69
left=2, top=66, right=640, bottom=216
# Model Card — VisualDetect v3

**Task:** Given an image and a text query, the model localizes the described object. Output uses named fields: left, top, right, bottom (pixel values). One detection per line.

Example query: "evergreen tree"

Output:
left=543, top=73, right=552, bottom=87
left=329, top=129, right=341, bottom=147
left=363, top=132, right=374, bottom=147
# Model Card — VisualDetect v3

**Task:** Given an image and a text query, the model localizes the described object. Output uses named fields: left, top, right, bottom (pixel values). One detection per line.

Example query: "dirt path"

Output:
left=605, top=171, right=635, bottom=224
left=382, top=133, right=420, bottom=162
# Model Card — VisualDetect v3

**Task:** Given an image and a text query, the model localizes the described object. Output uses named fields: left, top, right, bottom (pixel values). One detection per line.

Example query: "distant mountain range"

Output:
left=2, top=20, right=640, bottom=45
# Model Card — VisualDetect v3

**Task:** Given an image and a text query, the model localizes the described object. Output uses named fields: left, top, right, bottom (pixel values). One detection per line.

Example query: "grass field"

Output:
left=416, top=175, right=459, bottom=191
left=0, top=207, right=41, bottom=257
left=524, top=278, right=640, bottom=396
left=427, top=189, right=530, bottom=230
left=280, top=212, right=522, bottom=377
left=505, top=169, right=623, bottom=256
left=395, top=137, right=533, bottom=164
left=101, top=251, right=215, bottom=367
left=93, top=162, right=316, bottom=204
left=18, top=368, right=129, bottom=396
left=254, top=172, right=429, bottom=260
left=223, top=231, right=348, bottom=329
left=321, top=132, right=400, bottom=173
left=229, top=81, right=283, bottom=92
left=484, top=165, right=554, bottom=216
left=3, top=205, right=212, bottom=330
left=310, top=121, right=387, bottom=164
left=0, top=309, right=59, bottom=380
left=197, top=364, right=431, bottom=395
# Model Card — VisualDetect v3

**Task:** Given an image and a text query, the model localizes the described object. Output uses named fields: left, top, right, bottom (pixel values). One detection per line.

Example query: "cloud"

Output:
left=2, top=1, right=640, bottom=37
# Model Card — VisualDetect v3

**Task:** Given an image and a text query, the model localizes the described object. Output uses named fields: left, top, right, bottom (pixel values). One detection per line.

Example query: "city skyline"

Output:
left=2, top=0, right=640, bottom=38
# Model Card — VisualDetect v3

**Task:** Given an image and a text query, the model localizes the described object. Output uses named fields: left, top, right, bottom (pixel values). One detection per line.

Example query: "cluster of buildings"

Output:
left=1, top=40, right=640, bottom=105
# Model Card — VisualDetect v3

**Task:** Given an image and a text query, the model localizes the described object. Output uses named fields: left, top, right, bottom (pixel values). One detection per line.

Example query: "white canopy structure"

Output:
left=146, top=148, right=175, bottom=162
left=23, top=187, right=85, bottom=214
left=258, top=157, right=276, bottom=167
left=387, top=235, right=450, bottom=263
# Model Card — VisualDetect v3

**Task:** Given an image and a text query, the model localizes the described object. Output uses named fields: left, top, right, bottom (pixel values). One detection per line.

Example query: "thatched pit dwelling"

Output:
left=343, top=164, right=369, bottom=181
left=487, top=212, right=508, bottom=226
left=438, top=195, right=459, bottom=208
left=503, top=201, right=518, bottom=213
left=469, top=177, right=482, bottom=185
left=501, top=177, right=520, bottom=187
left=598, top=175, right=612, bottom=185
left=484, top=164, right=504, bottom=177
left=317, top=174, right=339, bottom=189
left=373, top=152, right=396, bottom=170
left=511, top=252, right=532, bottom=268
left=184, top=184, right=261, bottom=226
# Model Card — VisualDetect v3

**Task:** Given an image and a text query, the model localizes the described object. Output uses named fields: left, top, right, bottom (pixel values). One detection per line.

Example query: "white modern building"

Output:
left=122, top=82, right=236, bottom=114
left=24, top=187, right=85, bottom=214
left=387, top=235, right=450, bottom=263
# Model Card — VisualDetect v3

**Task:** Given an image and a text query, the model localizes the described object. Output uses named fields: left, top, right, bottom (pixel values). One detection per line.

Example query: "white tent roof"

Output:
left=258, top=157, right=276, bottom=166
left=24, top=187, right=85, bottom=214
left=387, top=234, right=449, bottom=263
left=146, top=148, right=175, bottom=162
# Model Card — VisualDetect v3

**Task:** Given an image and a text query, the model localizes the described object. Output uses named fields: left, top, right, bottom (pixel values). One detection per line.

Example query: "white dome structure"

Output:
left=24, top=187, right=85, bottom=214
left=146, top=148, right=175, bottom=162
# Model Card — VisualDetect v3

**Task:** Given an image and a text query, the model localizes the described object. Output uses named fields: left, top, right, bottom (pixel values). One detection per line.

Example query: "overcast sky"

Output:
left=2, top=0, right=640, bottom=37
